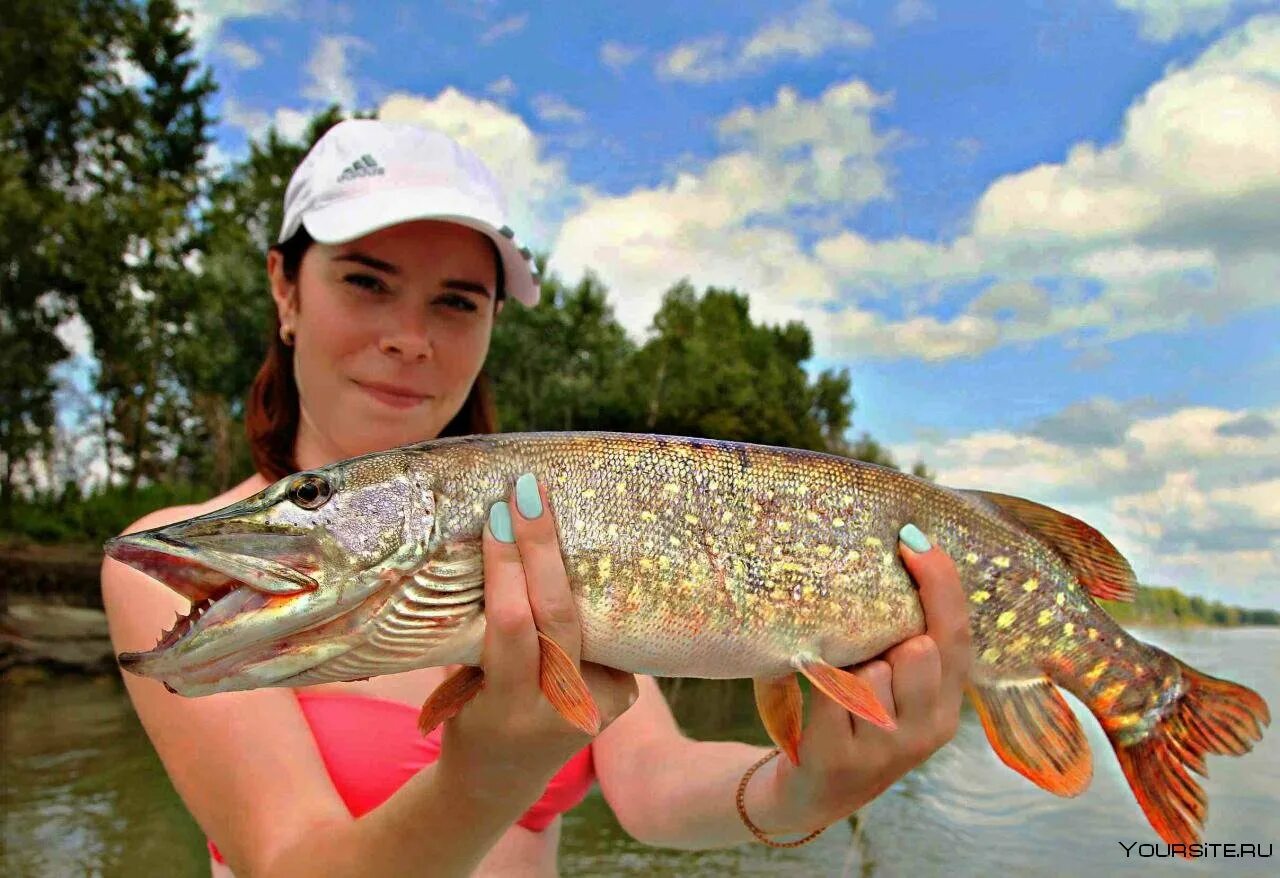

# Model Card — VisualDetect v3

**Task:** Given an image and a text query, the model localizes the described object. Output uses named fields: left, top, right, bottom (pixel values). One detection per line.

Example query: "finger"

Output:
left=882, top=635, right=943, bottom=725
left=579, top=661, right=639, bottom=727
left=481, top=500, right=539, bottom=693
left=898, top=524, right=972, bottom=691
left=847, top=660, right=896, bottom=746
left=510, top=473, right=582, bottom=664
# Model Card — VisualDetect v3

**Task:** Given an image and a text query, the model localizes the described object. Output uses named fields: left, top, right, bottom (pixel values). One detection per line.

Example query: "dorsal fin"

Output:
left=959, top=489, right=1137, bottom=602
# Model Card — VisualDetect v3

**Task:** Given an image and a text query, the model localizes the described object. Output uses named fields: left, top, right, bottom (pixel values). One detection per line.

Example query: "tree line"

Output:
left=1, top=0, right=921, bottom=543
left=1102, top=586, right=1279, bottom=628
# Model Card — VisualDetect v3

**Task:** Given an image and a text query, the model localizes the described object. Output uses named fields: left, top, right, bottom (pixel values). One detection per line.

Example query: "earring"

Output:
left=279, top=324, right=296, bottom=346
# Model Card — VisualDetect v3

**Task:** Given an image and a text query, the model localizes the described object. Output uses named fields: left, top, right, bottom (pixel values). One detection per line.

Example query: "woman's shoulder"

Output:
left=120, top=474, right=271, bottom=537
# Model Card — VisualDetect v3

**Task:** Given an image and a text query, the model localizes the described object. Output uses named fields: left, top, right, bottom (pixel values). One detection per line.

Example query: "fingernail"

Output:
left=489, top=501, right=515, bottom=543
left=899, top=523, right=931, bottom=553
left=515, top=472, right=542, bottom=519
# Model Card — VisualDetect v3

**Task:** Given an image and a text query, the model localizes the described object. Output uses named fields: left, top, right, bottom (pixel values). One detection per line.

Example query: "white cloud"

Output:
left=600, top=41, right=643, bottom=72
left=221, top=97, right=309, bottom=142
left=550, top=78, right=894, bottom=338
left=532, top=94, right=586, bottom=125
left=178, top=1, right=292, bottom=53
left=891, top=403, right=1280, bottom=606
left=302, top=34, right=369, bottom=109
left=486, top=76, right=517, bottom=98
left=219, top=37, right=262, bottom=69
left=657, top=0, right=872, bottom=83
left=812, top=15, right=1280, bottom=360
left=378, top=89, right=573, bottom=246
left=479, top=13, right=529, bottom=44
left=1115, top=0, right=1269, bottom=41
left=892, top=0, right=936, bottom=26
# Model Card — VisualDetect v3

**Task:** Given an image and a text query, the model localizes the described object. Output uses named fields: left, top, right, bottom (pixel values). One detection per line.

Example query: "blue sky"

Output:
left=107, top=1, right=1280, bottom=605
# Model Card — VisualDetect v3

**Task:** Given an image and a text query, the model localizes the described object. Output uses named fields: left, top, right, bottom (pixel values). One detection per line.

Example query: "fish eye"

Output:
left=289, top=474, right=332, bottom=510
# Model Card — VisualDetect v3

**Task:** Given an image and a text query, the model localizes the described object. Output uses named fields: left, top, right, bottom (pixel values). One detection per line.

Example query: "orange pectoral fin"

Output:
left=537, top=630, right=601, bottom=736
left=754, top=674, right=805, bottom=766
left=418, top=665, right=486, bottom=735
left=795, top=656, right=896, bottom=731
left=968, top=678, right=1093, bottom=797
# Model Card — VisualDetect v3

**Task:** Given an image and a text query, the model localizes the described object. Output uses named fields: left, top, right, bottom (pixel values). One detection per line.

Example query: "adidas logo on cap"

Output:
left=337, top=154, right=386, bottom=183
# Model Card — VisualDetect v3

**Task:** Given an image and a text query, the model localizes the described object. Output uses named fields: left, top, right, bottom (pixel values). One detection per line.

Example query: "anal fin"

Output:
left=538, top=630, right=601, bottom=736
left=968, top=678, right=1092, bottom=797
left=418, top=665, right=485, bottom=735
left=754, top=674, right=804, bottom=765
left=795, top=656, right=896, bottom=731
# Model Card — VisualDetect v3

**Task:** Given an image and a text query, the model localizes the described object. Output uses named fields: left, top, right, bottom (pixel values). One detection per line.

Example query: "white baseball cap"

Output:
left=278, top=119, right=540, bottom=306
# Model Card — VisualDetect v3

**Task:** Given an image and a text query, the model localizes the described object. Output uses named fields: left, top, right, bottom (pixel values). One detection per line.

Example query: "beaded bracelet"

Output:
left=734, top=748, right=827, bottom=848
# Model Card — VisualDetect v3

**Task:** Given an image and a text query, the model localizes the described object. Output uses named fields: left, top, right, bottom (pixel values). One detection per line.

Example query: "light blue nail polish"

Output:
left=515, top=472, right=542, bottom=519
left=489, top=501, right=515, bottom=543
left=900, top=523, right=931, bottom=553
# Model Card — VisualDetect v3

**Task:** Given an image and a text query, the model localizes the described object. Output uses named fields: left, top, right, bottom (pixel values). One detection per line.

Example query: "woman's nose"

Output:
left=378, top=311, right=434, bottom=362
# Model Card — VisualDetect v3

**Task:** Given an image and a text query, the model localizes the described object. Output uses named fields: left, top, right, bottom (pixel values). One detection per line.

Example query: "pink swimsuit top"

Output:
left=208, top=691, right=596, bottom=865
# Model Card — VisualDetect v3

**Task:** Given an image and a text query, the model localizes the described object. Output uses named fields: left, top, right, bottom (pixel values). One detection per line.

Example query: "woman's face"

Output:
left=268, top=219, right=502, bottom=466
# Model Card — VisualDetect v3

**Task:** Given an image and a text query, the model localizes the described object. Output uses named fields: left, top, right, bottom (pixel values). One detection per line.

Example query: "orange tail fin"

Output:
left=1109, top=659, right=1269, bottom=849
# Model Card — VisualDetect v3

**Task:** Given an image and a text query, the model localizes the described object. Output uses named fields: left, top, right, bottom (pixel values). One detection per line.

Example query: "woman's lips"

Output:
left=353, top=380, right=431, bottom=409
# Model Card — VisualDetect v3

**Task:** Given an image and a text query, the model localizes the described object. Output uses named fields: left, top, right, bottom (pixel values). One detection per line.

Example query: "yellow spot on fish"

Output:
left=816, top=544, right=833, bottom=558
left=1011, top=635, right=1030, bottom=653
left=658, top=556, right=671, bottom=572
left=806, top=511, right=820, bottom=523
left=639, top=558, right=654, bottom=571
left=1063, top=622, right=1075, bottom=636
left=993, top=556, right=1011, bottom=569
left=1055, top=593, right=1065, bottom=607
left=668, top=536, right=681, bottom=548
left=865, top=536, right=883, bottom=548
left=663, top=482, right=679, bottom=493
left=996, top=611, right=1016, bottom=629
left=744, top=542, right=757, bottom=554
left=832, top=518, right=845, bottom=528
left=840, top=495, right=853, bottom=505
left=970, top=590, right=991, bottom=604
left=981, top=647, right=1001, bottom=663
left=1101, top=682, right=1126, bottom=705
left=640, top=510, right=656, bottom=522
left=582, top=489, right=596, bottom=499
left=965, top=552, right=979, bottom=565
left=795, top=484, right=810, bottom=496
left=574, top=519, right=586, bottom=532
left=1038, top=609, right=1054, bottom=626
left=607, top=523, right=619, bottom=538
left=777, top=521, right=792, bottom=533
left=1084, top=661, right=1108, bottom=684
left=615, top=481, right=628, bottom=495
left=802, top=584, right=817, bottom=599
left=1114, top=637, right=1124, bottom=649
left=721, top=511, right=734, bottom=522
left=1022, top=578, right=1039, bottom=592
left=1088, top=628, right=1098, bottom=641
left=684, top=513, right=699, bottom=525
left=597, top=557, right=612, bottom=579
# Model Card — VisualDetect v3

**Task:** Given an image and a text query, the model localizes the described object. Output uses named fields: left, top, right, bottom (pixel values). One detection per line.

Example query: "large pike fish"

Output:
left=106, top=432, right=1268, bottom=847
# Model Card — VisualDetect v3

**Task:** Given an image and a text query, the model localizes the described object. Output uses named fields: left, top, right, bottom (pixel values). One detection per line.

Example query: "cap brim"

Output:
left=301, top=188, right=540, bottom=306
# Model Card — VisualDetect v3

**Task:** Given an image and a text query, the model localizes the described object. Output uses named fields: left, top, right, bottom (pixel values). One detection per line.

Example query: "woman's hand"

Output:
left=438, top=473, right=639, bottom=797
left=761, top=525, right=972, bottom=832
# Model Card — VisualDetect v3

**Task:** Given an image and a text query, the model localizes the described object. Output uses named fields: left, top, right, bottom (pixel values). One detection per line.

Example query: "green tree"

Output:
left=488, top=266, right=636, bottom=432
left=70, top=0, right=216, bottom=493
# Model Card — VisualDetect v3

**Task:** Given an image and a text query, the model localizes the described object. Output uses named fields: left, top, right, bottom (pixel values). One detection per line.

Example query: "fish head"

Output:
left=106, top=450, right=441, bottom=694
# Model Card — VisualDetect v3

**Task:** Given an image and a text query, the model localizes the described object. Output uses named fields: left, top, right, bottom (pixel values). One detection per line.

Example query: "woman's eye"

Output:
left=344, top=274, right=387, bottom=293
left=438, top=294, right=478, bottom=313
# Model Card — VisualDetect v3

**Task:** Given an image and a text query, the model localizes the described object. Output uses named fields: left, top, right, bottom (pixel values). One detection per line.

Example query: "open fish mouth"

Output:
left=105, top=530, right=323, bottom=673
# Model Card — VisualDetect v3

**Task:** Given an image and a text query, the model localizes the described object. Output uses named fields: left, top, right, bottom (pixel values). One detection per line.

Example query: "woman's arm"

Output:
left=592, top=532, right=971, bottom=850
left=105, top=494, right=635, bottom=878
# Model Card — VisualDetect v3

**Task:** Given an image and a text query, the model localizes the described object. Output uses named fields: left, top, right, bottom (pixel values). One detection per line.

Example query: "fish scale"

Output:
left=107, top=430, right=1269, bottom=851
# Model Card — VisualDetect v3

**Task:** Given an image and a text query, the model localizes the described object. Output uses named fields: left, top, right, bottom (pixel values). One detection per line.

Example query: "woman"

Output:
left=102, top=119, right=972, bottom=877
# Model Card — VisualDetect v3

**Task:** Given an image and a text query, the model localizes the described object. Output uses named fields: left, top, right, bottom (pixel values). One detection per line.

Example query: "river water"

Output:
left=2, top=627, right=1276, bottom=876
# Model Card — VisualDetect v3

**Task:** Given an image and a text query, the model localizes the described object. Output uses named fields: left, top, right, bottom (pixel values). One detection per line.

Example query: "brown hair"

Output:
left=246, top=227, right=506, bottom=482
